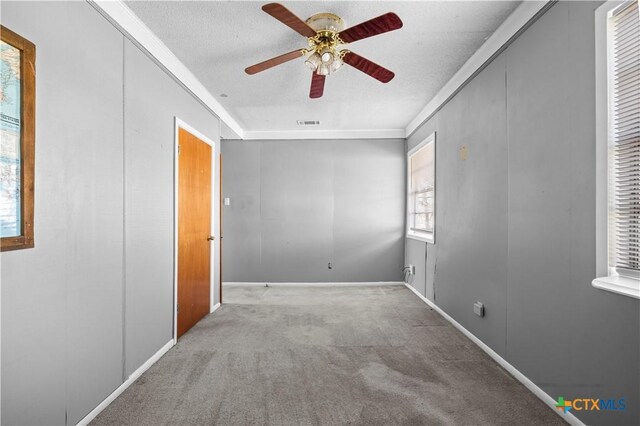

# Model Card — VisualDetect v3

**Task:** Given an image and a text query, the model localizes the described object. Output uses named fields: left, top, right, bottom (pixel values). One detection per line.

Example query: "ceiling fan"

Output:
left=245, top=3, right=403, bottom=99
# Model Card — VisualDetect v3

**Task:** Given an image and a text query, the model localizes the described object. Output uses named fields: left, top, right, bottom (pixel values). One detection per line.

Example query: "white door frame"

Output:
left=173, top=117, right=217, bottom=344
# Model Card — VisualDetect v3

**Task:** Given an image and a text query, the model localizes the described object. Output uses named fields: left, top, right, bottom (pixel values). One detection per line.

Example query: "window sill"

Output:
left=592, top=275, right=640, bottom=299
left=407, top=232, right=434, bottom=244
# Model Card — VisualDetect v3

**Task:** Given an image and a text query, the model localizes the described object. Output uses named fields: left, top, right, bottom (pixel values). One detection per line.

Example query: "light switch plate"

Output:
left=460, top=144, right=468, bottom=161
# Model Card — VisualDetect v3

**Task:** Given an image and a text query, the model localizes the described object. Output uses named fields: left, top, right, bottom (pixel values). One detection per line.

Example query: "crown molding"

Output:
left=88, top=0, right=245, bottom=139
left=404, top=0, right=553, bottom=138
left=242, top=128, right=406, bottom=140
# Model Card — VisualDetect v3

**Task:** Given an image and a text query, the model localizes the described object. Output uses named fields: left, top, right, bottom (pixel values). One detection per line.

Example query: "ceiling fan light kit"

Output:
left=304, top=52, right=321, bottom=70
left=245, top=3, right=403, bottom=98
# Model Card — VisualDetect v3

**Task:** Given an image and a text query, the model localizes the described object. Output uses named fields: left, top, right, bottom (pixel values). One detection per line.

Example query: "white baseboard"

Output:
left=76, top=339, right=174, bottom=426
left=223, top=281, right=404, bottom=287
left=403, top=283, right=584, bottom=426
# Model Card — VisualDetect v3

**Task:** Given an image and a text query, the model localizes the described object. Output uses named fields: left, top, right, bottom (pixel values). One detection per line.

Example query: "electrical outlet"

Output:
left=328, top=262, right=332, bottom=270
left=403, top=265, right=416, bottom=275
left=473, top=302, right=485, bottom=317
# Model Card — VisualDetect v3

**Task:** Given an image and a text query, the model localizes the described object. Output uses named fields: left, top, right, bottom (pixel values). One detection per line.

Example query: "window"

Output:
left=407, top=133, right=435, bottom=243
left=0, top=26, right=35, bottom=252
left=593, top=0, right=639, bottom=298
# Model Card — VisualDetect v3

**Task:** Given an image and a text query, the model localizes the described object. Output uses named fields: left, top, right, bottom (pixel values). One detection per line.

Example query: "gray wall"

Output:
left=221, top=139, right=405, bottom=283
left=123, top=37, right=221, bottom=377
left=405, top=2, right=640, bottom=425
left=0, top=2, right=221, bottom=425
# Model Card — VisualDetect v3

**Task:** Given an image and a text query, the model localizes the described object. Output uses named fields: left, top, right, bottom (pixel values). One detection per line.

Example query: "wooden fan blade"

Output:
left=310, top=72, right=325, bottom=98
left=245, top=50, right=305, bottom=75
left=262, top=3, right=317, bottom=38
left=342, top=51, right=395, bottom=83
left=338, top=12, right=403, bottom=44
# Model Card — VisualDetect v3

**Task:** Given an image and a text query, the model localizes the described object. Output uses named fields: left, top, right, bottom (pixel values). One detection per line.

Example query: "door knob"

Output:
left=207, top=236, right=215, bottom=241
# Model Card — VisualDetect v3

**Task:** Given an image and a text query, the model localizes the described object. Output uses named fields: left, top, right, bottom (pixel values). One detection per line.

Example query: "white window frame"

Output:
left=593, top=0, right=640, bottom=299
left=407, top=132, right=436, bottom=244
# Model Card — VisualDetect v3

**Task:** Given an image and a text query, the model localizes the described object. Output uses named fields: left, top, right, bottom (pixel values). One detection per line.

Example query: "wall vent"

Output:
left=296, top=120, right=320, bottom=126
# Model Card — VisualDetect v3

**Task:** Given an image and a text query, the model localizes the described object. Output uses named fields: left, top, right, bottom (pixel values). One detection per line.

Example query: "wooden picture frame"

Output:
left=1, top=26, right=35, bottom=251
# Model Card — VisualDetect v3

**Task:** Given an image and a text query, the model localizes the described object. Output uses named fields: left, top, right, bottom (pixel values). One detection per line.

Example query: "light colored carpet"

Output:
left=92, top=285, right=566, bottom=425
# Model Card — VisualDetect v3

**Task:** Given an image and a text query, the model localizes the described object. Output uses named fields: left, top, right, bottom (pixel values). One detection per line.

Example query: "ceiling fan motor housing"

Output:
left=305, top=13, right=345, bottom=32
left=304, top=13, right=347, bottom=75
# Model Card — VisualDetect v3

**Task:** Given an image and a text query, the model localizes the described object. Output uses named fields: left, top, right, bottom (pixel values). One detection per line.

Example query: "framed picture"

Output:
left=1, top=26, right=35, bottom=251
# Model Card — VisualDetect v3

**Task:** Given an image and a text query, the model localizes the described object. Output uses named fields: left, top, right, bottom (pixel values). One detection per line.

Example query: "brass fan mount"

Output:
left=305, top=13, right=345, bottom=33
left=303, top=13, right=346, bottom=59
left=301, top=14, right=351, bottom=76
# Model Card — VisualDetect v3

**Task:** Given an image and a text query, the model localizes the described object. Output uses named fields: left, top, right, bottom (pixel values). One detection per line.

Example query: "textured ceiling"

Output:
left=126, top=1, right=521, bottom=138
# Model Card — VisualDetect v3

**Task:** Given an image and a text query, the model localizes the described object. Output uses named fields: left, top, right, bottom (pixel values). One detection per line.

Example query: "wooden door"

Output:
left=178, top=128, right=212, bottom=338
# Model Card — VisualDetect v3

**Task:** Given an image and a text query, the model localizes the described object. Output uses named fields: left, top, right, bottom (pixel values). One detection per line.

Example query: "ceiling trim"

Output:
left=89, top=0, right=245, bottom=139
left=242, top=129, right=406, bottom=140
left=404, top=0, right=553, bottom=138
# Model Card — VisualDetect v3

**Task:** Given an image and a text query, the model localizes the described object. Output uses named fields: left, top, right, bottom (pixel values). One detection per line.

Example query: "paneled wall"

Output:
left=0, top=2, right=220, bottom=424
left=405, top=2, right=640, bottom=425
left=122, top=38, right=221, bottom=377
left=221, top=139, right=405, bottom=283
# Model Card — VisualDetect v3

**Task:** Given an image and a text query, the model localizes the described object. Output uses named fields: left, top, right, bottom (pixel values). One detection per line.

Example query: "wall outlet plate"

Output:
left=473, top=302, right=485, bottom=317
